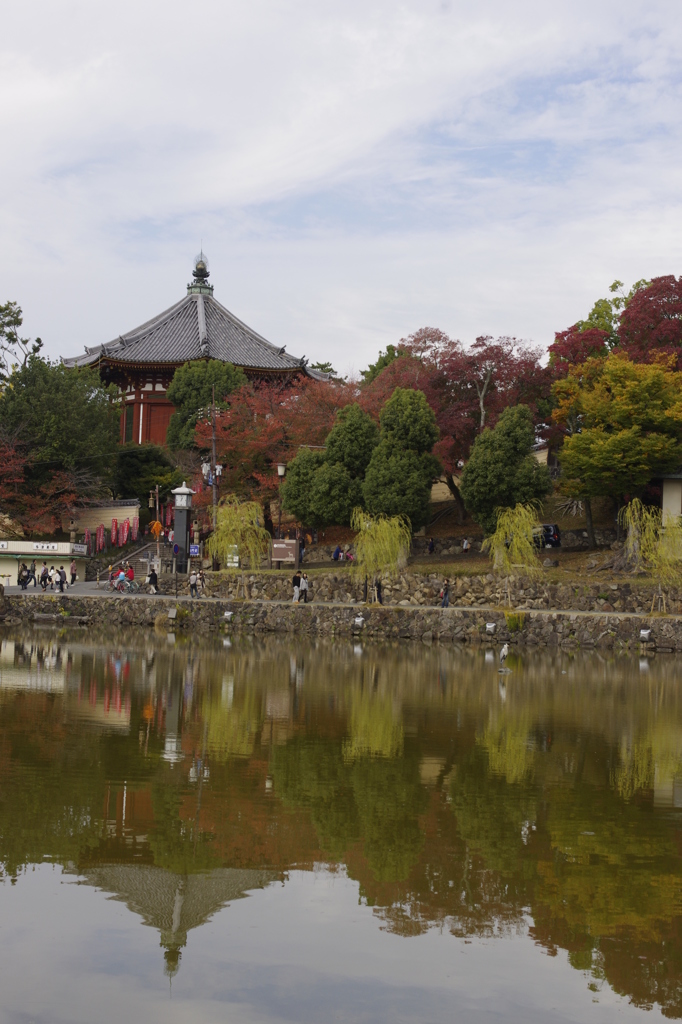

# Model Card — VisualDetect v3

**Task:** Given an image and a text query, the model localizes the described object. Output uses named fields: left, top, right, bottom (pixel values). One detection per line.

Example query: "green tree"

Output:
left=281, top=404, right=379, bottom=527
left=112, top=444, right=183, bottom=523
left=310, top=360, right=338, bottom=377
left=0, top=357, right=119, bottom=480
left=553, top=354, right=682, bottom=516
left=360, top=344, right=402, bottom=385
left=362, top=388, right=440, bottom=530
left=207, top=494, right=271, bottom=590
left=459, top=405, right=552, bottom=534
left=279, top=448, right=325, bottom=525
left=0, top=300, right=43, bottom=380
left=575, top=279, right=649, bottom=345
left=166, top=359, right=247, bottom=451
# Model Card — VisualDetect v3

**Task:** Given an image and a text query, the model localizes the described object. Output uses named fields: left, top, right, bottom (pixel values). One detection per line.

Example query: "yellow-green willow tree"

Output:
left=618, top=498, right=682, bottom=609
left=350, top=507, right=412, bottom=602
left=482, top=502, right=542, bottom=607
left=207, top=495, right=271, bottom=597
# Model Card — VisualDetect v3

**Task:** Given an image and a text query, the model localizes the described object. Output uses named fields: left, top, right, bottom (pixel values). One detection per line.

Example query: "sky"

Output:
left=1, top=0, right=680, bottom=376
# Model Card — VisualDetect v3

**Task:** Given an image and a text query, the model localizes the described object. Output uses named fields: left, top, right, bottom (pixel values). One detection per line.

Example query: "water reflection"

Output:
left=1, top=635, right=682, bottom=1016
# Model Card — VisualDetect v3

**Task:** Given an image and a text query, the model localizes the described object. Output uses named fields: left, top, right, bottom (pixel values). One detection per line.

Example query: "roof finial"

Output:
left=193, top=251, right=210, bottom=281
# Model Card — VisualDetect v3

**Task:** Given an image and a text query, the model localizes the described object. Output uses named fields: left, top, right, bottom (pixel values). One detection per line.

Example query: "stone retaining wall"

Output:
left=154, top=570, right=680, bottom=615
left=3, top=593, right=681, bottom=652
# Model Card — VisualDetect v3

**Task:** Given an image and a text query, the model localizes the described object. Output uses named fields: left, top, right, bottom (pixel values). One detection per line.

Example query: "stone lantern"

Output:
left=171, top=481, right=194, bottom=573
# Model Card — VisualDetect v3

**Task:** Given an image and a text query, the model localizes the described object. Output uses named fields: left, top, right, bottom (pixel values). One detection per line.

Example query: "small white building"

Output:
left=0, top=540, right=89, bottom=587
left=661, top=471, right=682, bottom=520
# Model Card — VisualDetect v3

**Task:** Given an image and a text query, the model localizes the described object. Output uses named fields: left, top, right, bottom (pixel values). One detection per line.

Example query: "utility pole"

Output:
left=155, top=484, right=160, bottom=564
left=211, top=384, right=218, bottom=532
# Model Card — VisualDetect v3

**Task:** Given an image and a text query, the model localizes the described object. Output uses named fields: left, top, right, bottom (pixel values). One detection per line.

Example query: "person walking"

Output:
left=300, top=573, right=309, bottom=603
left=462, top=537, right=470, bottom=554
left=48, top=566, right=55, bottom=590
left=189, top=568, right=199, bottom=598
left=28, top=560, right=37, bottom=587
left=40, top=563, right=48, bottom=591
left=148, top=567, right=158, bottom=595
left=57, top=566, right=66, bottom=593
left=69, top=559, right=77, bottom=586
left=440, top=578, right=450, bottom=608
left=18, top=564, right=28, bottom=590
left=292, top=569, right=301, bottom=602
left=428, top=537, right=435, bottom=555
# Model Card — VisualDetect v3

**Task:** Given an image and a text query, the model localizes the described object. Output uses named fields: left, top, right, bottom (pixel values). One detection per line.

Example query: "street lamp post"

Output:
left=149, top=484, right=160, bottom=567
left=171, top=481, right=195, bottom=574
left=277, top=463, right=286, bottom=539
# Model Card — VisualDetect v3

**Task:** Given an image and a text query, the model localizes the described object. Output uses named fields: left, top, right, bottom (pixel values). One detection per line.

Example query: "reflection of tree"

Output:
left=6, top=637, right=682, bottom=1016
left=479, top=714, right=536, bottom=784
left=342, top=691, right=403, bottom=761
left=271, top=739, right=359, bottom=859
left=351, top=757, right=425, bottom=882
left=612, top=721, right=682, bottom=801
left=202, top=687, right=263, bottom=760
left=271, top=738, right=425, bottom=882
left=148, top=776, right=218, bottom=874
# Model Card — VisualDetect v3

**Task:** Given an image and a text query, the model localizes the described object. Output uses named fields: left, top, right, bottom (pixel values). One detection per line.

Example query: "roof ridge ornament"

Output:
left=187, top=250, right=214, bottom=296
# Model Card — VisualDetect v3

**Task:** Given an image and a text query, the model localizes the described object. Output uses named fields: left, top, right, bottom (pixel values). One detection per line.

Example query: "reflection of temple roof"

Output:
left=79, top=864, right=273, bottom=975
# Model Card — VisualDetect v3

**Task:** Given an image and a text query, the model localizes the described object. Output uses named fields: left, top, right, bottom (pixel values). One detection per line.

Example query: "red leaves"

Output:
left=196, top=377, right=358, bottom=501
left=548, top=326, right=611, bottom=378
left=360, top=330, right=548, bottom=477
left=618, top=275, right=682, bottom=366
left=0, top=435, right=80, bottom=535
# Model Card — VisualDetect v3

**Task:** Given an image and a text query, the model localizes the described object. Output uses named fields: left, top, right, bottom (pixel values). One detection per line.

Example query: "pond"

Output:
left=0, top=632, right=680, bottom=1022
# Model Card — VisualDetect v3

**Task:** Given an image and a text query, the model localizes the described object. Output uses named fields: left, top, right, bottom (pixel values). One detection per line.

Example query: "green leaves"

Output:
left=281, top=403, right=379, bottom=527
left=553, top=354, right=682, bottom=502
left=0, top=356, right=119, bottom=477
left=459, top=405, right=552, bottom=534
left=362, top=389, right=440, bottom=530
left=166, top=359, right=247, bottom=451
left=207, top=495, right=271, bottom=570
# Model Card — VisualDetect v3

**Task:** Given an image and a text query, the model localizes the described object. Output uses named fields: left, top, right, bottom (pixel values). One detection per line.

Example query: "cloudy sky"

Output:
left=1, top=0, right=680, bottom=375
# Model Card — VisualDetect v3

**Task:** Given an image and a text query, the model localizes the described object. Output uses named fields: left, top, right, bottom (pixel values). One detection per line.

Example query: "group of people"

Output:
left=332, top=545, right=354, bottom=562
left=188, top=568, right=206, bottom=598
left=292, top=571, right=310, bottom=602
left=108, top=562, right=135, bottom=587
left=19, top=560, right=78, bottom=592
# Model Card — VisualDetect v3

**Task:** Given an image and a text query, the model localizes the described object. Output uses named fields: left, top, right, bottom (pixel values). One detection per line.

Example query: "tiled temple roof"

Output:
left=63, top=257, right=327, bottom=380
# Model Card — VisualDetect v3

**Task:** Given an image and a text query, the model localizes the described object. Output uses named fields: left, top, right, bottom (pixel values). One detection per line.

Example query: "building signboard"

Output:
left=272, top=540, right=298, bottom=565
left=33, top=543, right=59, bottom=551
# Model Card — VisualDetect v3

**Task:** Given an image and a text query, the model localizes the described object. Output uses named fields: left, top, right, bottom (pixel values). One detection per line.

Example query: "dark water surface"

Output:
left=0, top=633, right=681, bottom=1023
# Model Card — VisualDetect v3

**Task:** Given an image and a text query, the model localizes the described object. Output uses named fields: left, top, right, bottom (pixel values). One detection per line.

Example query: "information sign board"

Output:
left=272, top=540, right=298, bottom=563
left=189, top=544, right=200, bottom=557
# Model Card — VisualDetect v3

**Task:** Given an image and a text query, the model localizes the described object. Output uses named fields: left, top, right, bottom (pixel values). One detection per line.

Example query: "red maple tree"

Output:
left=617, top=275, right=682, bottom=366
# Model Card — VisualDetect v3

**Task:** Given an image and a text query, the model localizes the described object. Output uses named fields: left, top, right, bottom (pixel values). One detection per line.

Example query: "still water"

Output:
left=0, top=633, right=681, bottom=1023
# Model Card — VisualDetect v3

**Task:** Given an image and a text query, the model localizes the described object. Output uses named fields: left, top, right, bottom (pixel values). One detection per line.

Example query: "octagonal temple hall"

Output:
left=62, top=253, right=326, bottom=446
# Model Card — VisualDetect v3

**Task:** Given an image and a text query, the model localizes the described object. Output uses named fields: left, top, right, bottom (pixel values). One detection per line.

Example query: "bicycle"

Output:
left=107, top=578, right=130, bottom=594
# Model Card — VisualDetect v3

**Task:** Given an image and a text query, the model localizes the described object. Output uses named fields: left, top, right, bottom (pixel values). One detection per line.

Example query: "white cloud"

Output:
left=0, top=0, right=680, bottom=373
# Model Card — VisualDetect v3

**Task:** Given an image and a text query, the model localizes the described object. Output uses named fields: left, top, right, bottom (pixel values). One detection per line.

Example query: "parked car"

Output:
left=533, top=524, right=561, bottom=549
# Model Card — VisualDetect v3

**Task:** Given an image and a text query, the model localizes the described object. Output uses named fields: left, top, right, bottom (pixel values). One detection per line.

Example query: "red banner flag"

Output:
left=96, top=524, right=105, bottom=552
left=111, top=519, right=118, bottom=546
left=121, top=519, right=130, bottom=545
left=132, top=517, right=139, bottom=542
left=165, top=503, right=172, bottom=526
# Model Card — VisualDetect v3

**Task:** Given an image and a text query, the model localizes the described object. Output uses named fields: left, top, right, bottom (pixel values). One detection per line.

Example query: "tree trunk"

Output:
left=584, top=496, right=596, bottom=550
left=445, top=474, right=467, bottom=524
